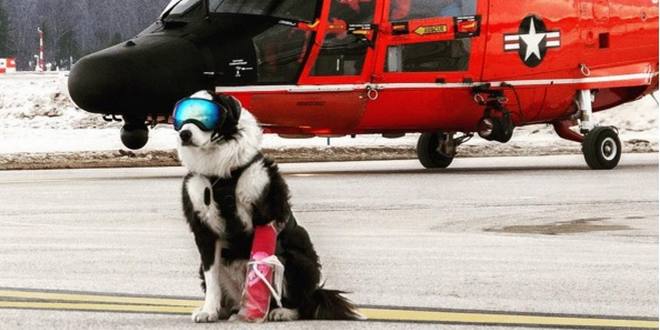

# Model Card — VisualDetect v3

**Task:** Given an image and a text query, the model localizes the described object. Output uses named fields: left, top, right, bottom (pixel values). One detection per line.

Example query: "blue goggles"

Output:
left=172, top=98, right=226, bottom=132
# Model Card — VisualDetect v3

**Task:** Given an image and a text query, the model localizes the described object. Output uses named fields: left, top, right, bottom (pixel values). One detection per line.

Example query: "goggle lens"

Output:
left=173, top=98, right=223, bottom=131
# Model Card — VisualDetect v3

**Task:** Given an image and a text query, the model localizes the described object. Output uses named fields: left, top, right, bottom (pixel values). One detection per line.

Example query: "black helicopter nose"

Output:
left=68, top=36, right=208, bottom=116
left=68, top=53, right=125, bottom=114
left=179, top=130, right=192, bottom=143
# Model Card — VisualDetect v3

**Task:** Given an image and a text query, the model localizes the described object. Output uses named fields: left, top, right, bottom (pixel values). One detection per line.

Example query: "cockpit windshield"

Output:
left=161, top=0, right=200, bottom=19
left=208, top=0, right=319, bottom=22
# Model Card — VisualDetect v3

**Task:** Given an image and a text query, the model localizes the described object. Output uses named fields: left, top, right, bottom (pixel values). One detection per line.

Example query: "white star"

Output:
left=519, top=19, right=546, bottom=62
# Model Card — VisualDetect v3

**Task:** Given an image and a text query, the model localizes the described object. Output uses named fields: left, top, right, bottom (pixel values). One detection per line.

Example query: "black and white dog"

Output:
left=176, top=91, right=360, bottom=323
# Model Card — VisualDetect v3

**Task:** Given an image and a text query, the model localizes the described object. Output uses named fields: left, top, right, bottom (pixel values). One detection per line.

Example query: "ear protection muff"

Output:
left=215, top=94, right=242, bottom=125
left=211, top=93, right=242, bottom=139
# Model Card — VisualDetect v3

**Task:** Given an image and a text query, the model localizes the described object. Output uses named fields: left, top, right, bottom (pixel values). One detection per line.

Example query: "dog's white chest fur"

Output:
left=185, top=175, right=225, bottom=234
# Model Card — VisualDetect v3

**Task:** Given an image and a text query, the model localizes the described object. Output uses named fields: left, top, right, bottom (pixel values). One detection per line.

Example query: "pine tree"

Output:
left=55, top=29, right=80, bottom=69
left=0, top=0, right=14, bottom=57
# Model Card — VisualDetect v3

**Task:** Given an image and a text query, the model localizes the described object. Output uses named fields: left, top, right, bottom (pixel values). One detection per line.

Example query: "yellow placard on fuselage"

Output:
left=414, top=25, right=448, bottom=36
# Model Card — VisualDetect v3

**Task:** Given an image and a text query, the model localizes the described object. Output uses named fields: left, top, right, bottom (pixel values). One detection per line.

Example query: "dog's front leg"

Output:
left=192, top=232, right=223, bottom=323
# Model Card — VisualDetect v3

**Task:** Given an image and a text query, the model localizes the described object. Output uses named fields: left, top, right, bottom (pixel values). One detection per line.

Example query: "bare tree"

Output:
left=5, top=0, right=170, bottom=70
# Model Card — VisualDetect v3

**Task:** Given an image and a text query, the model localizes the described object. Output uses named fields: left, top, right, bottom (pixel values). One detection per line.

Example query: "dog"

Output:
left=176, top=90, right=361, bottom=323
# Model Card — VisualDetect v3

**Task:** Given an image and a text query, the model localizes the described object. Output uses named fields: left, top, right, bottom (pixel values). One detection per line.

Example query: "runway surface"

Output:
left=0, top=154, right=657, bottom=329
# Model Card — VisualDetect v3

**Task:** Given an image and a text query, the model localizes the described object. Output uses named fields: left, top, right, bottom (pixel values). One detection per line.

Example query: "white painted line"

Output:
left=215, top=73, right=655, bottom=93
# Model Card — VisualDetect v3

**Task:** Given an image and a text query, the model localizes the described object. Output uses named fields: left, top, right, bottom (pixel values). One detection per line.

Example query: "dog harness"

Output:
left=203, top=153, right=264, bottom=260
left=200, top=152, right=296, bottom=261
left=205, top=152, right=264, bottom=202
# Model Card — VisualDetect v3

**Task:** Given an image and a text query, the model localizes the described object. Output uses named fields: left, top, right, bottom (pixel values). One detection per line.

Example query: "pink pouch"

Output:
left=237, top=224, right=284, bottom=323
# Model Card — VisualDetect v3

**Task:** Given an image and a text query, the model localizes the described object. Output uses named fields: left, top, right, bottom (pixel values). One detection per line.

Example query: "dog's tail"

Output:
left=305, top=288, right=364, bottom=320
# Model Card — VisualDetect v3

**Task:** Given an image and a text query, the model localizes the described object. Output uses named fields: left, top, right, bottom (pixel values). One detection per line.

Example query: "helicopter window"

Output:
left=164, top=0, right=200, bottom=17
left=386, top=39, right=470, bottom=72
left=162, top=0, right=180, bottom=16
left=311, top=0, right=375, bottom=76
left=209, top=0, right=319, bottom=22
left=311, top=37, right=369, bottom=76
left=253, top=25, right=313, bottom=83
left=390, top=0, right=476, bottom=21
left=329, top=0, right=375, bottom=24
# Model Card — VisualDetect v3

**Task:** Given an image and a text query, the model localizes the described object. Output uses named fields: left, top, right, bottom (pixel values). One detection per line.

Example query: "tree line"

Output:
left=0, top=0, right=170, bottom=70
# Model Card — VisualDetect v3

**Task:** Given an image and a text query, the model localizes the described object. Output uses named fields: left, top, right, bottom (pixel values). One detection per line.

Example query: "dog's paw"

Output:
left=268, top=308, right=300, bottom=322
left=191, top=307, right=219, bottom=323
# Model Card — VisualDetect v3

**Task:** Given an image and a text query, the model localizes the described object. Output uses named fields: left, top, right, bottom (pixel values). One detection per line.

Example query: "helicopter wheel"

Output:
left=582, top=126, right=621, bottom=170
left=120, top=119, right=149, bottom=150
left=417, top=132, right=455, bottom=169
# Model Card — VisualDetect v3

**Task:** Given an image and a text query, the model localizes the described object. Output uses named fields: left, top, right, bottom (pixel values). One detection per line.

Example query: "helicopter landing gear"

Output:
left=582, top=126, right=621, bottom=170
left=576, top=89, right=621, bottom=169
left=417, top=132, right=472, bottom=169
left=555, top=90, right=622, bottom=170
left=120, top=117, right=149, bottom=150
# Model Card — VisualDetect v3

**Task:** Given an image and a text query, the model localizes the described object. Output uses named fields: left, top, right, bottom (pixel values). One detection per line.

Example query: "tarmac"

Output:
left=0, top=154, right=657, bottom=329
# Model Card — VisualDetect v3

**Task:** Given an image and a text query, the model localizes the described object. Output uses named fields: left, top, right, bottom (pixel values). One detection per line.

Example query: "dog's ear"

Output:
left=215, top=94, right=242, bottom=123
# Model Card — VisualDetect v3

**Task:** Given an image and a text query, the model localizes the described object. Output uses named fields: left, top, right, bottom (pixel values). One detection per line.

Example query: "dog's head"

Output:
left=174, top=90, right=262, bottom=177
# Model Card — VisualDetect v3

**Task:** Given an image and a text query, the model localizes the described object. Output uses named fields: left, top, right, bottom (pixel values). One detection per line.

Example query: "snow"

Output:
left=0, top=73, right=657, bottom=155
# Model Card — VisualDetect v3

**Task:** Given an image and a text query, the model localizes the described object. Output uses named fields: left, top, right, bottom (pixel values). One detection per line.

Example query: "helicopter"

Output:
left=68, top=0, right=658, bottom=170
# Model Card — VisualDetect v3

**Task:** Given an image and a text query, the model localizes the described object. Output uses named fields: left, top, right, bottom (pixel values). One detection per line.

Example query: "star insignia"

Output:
left=504, top=15, right=561, bottom=67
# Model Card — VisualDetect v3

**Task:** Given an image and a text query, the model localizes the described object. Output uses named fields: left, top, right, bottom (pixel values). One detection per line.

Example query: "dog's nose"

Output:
left=179, top=130, right=192, bottom=143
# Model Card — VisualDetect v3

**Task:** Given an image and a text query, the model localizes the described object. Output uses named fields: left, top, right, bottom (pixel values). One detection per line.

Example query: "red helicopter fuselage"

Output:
left=219, top=0, right=657, bottom=137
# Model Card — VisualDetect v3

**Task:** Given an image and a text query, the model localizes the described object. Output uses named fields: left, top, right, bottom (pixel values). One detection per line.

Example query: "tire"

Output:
left=417, top=132, right=454, bottom=169
left=582, top=126, right=621, bottom=170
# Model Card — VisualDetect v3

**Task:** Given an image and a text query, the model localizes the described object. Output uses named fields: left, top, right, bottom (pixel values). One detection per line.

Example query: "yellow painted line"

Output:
left=0, top=289, right=657, bottom=329
left=361, top=308, right=659, bottom=329
left=0, top=301, right=193, bottom=314
left=0, top=290, right=200, bottom=307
